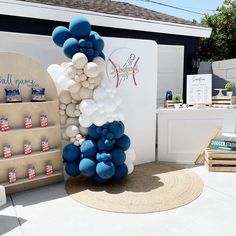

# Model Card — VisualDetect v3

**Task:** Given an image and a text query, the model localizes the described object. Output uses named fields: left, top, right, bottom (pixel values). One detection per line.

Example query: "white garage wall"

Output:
left=0, top=32, right=158, bottom=164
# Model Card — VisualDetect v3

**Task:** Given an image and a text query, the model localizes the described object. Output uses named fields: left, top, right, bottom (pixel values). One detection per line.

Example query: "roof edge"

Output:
left=0, top=0, right=212, bottom=37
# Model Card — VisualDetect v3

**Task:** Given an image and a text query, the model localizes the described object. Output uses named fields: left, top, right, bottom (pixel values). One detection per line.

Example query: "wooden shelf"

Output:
left=0, top=101, right=57, bottom=107
left=0, top=148, right=60, bottom=162
left=2, top=170, right=63, bottom=188
left=0, top=125, right=57, bottom=135
left=0, top=52, right=63, bottom=194
left=2, top=171, right=64, bottom=194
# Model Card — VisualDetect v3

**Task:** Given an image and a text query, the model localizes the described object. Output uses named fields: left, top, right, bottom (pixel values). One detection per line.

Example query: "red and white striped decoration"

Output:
left=8, top=169, right=16, bottom=183
left=24, top=141, right=32, bottom=155
left=3, top=144, right=12, bottom=158
left=40, top=115, right=48, bottom=127
left=45, top=164, right=53, bottom=175
left=24, top=115, right=32, bottom=129
left=42, top=139, right=49, bottom=152
left=28, top=166, right=36, bottom=179
left=0, top=118, right=9, bottom=131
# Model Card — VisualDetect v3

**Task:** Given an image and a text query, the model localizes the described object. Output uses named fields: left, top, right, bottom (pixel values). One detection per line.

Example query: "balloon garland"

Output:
left=48, top=16, right=135, bottom=184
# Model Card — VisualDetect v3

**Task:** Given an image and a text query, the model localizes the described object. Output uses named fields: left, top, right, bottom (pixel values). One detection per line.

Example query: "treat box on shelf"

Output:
left=204, top=149, right=236, bottom=172
left=2, top=171, right=64, bottom=194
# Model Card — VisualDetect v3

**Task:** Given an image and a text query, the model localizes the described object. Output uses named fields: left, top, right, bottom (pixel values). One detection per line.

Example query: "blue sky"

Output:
left=114, top=0, right=224, bottom=22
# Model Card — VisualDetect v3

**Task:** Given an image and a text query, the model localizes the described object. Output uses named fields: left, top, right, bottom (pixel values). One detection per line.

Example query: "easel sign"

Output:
left=187, top=74, right=212, bottom=106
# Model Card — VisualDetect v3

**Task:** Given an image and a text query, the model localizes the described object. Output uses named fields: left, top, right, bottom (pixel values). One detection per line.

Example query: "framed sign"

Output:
left=187, top=74, right=212, bottom=105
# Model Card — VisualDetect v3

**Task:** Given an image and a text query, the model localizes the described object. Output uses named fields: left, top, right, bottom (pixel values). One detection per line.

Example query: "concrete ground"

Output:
left=1, top=165, right=236, bottom=236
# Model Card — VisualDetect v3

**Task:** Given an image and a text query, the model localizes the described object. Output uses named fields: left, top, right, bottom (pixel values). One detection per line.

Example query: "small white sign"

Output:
left=187, top=74, right=212, bottom=105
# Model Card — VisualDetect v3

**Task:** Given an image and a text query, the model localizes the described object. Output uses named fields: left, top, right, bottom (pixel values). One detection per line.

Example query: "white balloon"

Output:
left=72, top=53, right=88, bottom=69
left=79, top=114, right=92, bottom=128
left=103, top=99, right=117, bottom=112
left=93, top=57, right=105, bottom=73
left=79, top=125, right=88, bottom=135
left=74, top=140, right=80, bottom=146
left=92, top=111, right=107, bottom=126
left=65, top=80, right=75, bottom=91
left=84, top=62, right=99, bottom=78
left=76, top=69, right=83, bottom=75
left=66, top=103, right=76, bottom=117
left=79, top=138, right=85, bottom=145
left=127, top=164, right=134, bottom=174
left=76, top=134, right=82, bottom=140
left=79, top=87, right=93, bottom=99
left=68, top=81, right=81, bottom=94
left=61, top=129, right=70, bottom=140
left=93, top=87, right=107, bottom=101
left=70, top=92, right=81, bottom=101
left=93, top=75, right=103, bottom=88
left=65, top=125, right=80, bottom=138
left=79, top=99, right=97, bottom=116
left=74, top=110, right=81, bottom=117
left=66, top=117, right=79, bottom=126
left=70, top=137, right=76, bottom=143
left=79, top=73, right=87, bottom=81
left=66, top=65, right=77, bottom=78
left=59, top=90, right=72, bottom=104
left=60, top=114, right=68, bottom=125
left=88, top=78, right=95, bottom=84
left=47, top=64, right=63, bottom=82
left=59, top=103, right=66, bottom=110
left=59, top=109, right=65, bottom=115
left=81, top=80, right=90, bottom=88
left=125, top=148, right=136, bottom=163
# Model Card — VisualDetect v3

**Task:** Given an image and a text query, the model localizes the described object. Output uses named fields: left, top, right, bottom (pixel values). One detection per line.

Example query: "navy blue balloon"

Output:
left=113, top=164, right=128, bottom=180
left=78, top=38, right=86, bottom=47
left=79, top=158, right=96, bottom=176
left=96, top=161, right=115, bottom=179
left=94, top=50, right=99, bottom=57
left=52, top=26, right=71, bottom=47
left=63, top=143, right=81, bottom=162
left=65, top=162, right=80, bottom=176
left=93, top=174, right=111, bottom=185
left=86, top=40, right=93, bottom=48
left=63, top=38, right=80, bottom=59
left=87, top=48, right=94, bottom=57
left=69, top=16, right=91, bottom=38
left=108, top=121, right=125, bottom=139
left=96, top=153, right=112, bottom=162
left=98, top=52, right=105, bottom=60
left=80, top=140, right=97, bottom=158
left=111, top=148, right=126, bottom=166
left=93, top=34, right=104, bottom=52
left=97, top=138, right=114, bottom=152
left=88, top=124, right=101, bottom=139
left=80, top=47, right=87, bottom=54
left=115, top=134, right=131, bottom=151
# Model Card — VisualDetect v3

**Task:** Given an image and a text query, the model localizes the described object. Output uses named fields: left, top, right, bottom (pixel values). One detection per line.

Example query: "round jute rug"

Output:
left=65, top=162, right=203, bottom=213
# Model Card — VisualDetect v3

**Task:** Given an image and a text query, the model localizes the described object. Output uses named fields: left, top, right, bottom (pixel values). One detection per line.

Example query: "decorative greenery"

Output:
left=199, top=0, right=236, bottom=61
left=225, top=81, right=235, bottom=91
left=173, top=94, right=182, bottom=103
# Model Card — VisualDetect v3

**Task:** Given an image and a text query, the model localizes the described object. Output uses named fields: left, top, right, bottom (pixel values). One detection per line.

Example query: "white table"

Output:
left=157, top=107, right=236, bottom=164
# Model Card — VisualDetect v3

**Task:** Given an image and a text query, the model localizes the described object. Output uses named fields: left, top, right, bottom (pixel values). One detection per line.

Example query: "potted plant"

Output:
left=225, top=81, right=235, bottom=96
left=173, top=94, right=182, bottom=108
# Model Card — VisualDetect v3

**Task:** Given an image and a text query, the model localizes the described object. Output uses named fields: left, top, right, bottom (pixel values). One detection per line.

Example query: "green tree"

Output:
left=199, top=0, right=236, bottom=61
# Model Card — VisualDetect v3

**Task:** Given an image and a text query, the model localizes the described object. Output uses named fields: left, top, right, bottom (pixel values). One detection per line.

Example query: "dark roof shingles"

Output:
left=19, top=0, right=202, bottom=26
